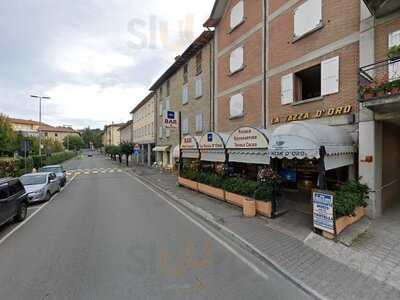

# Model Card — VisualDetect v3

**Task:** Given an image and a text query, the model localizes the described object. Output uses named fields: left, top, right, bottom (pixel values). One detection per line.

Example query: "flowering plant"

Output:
left=257, top=167, right=281, bottom=185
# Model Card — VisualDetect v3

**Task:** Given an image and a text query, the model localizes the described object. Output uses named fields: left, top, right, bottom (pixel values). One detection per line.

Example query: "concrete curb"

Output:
left=129, top=169, right=327, bottom=300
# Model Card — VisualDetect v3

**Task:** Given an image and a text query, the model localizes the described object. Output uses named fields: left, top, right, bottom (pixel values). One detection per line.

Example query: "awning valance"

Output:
left=180, top=135, right=201, bottom=159
left=226, top=127, right=271, bottom=164
left=152, top=145, right=170, bottom=152
left=199, top=132, right=229, bottom=162
left=269, top=121, right=355, bottom=170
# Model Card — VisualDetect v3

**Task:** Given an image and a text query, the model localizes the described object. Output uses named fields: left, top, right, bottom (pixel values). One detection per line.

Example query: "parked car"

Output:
left=39, top=165, right=67, bottom=186
left=20, top=172, right=60, bottom=204
left=0, top=178, right=28, bottom=226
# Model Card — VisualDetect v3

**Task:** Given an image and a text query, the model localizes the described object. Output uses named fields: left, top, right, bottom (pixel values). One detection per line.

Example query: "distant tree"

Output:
left=120, top=142, right=133, bottom=166
left=42, top=138, right=64, bottom=154
left=0, top=114, right=17, bottom=157
left=64, top=135, right=85, bottom=151
left=81, top=127, right=104, bottom=149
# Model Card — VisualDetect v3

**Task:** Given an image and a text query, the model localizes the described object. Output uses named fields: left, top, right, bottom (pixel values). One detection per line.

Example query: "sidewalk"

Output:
left=128, top=165, right=400, bottom=300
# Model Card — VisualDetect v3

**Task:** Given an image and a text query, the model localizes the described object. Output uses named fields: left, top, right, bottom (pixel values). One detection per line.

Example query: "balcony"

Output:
left=359, top=57, right=400, bottom=120
left=363, top=0, right=400, bottom=18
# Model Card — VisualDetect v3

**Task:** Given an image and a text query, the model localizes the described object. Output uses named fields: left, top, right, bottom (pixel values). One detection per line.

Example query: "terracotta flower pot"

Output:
left=225, top=191, right=245, bottom=207
left=198, top=183, right=225, bottom=201
left=256, top=200, right=272, bottom=218
left=243, top=198, right=256, bottom=218
left=178, top=177, right=198, bottom=191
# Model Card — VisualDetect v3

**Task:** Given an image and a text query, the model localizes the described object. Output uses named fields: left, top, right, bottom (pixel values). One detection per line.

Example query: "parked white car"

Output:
left=19, top=172, right=61, bottom=203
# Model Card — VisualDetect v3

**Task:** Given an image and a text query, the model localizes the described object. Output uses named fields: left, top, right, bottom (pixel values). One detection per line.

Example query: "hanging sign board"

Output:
left=226, top=127, right=269, bottom=149
left=164, top=111, right=178, bottom=129
left=313, top=190, right=335, bottom=234
left=199, top=132, right=225, bottom=149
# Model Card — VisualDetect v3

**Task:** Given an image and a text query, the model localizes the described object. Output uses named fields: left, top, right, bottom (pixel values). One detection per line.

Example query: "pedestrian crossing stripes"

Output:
left=66, top=168, right=124, bottom=177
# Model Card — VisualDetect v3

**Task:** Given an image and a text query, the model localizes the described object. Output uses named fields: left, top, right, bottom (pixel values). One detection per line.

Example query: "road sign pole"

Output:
left=178, top=111, right=182, bottom=176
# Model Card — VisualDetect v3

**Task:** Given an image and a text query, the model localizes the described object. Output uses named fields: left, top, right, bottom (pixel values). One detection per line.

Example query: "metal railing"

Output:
left=358, top=57, right=400, bottom=102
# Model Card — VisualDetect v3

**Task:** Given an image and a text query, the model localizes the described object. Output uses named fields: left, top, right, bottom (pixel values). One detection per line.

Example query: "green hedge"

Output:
left=0, top=151, right=76, bottom=178
left=335, top=178, right=369, bottom=217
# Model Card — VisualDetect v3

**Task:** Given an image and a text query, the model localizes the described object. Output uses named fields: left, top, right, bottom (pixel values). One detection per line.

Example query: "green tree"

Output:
left=120, top=142, right=133, bottom=166
left=0, top=114, right=18, bottom=157
left=81, top=127, right=104, bottom=149
left=64, top=135, right=85, bottom=151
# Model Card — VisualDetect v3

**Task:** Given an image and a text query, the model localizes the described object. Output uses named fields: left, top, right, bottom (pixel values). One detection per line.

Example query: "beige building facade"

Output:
left=150, top=31, right=214, bottom=170
left=119, top=120, right=133, bottom=144
left=39, top=126, right=80, bottom=145
left=131, top=92, right=156, bottom=166
left=104, top=123, right=124, bottom=146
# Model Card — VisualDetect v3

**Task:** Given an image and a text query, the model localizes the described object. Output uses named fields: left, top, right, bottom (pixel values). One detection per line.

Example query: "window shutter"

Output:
left=294, top=0, right=322, bottom=38
left=321, top=56, right=339, bottom=96
left=281, top=74, right=294, bottom=104
left=195, top=76, right=203, bottom=98
left=166, top=98, right=170, bottom=110
left=230, top=1, right=244, bottom=29
left=166, top=128, right=170, bottom=138
left=229, top=93, right=244, bottom=117
left=230, top=47, right=244, bottom=73
left=388, top=31, right=400, bottom=81
left=159, top=126, right=163, bottom=138
left=182, top=84, right=189, bottom=104
left=159, top=103, right=163, bottom=116
left=182, top=118, right=189, bottom=134
left=196, top=114, right=203, bottom=132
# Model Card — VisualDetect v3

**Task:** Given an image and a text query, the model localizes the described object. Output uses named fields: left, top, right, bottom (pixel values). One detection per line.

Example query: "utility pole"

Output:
left=30, top=95, right=51, bottom=162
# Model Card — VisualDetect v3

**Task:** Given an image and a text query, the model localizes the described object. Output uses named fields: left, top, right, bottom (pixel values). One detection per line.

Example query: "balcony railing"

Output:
left=358, top=57, right=400, bottom=102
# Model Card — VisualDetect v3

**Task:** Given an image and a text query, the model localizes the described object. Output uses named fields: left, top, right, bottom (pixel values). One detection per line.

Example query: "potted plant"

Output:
left=178, top=168, right=199, bottom=191
left=197, top=173, right=225, bottom=201
left=223, top=177, right=259, bottom=208
left=359, top=83, right=375, bottom=100
left=253, top=185, right=273, bottom=218
left=388, top=45, right=400, bottom=60
left=333, top=178, right=369, bottom=235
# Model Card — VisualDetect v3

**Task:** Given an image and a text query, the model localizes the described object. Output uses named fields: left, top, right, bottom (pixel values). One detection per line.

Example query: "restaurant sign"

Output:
left=199, top=132, right=225, bottom=149
left=313, top=190, right=335, bottom=234
left=271, top=104, right=352, bottom=125
left=181, top=135, right=199, bottom=149
left=226, top=127, right=269, bottom=149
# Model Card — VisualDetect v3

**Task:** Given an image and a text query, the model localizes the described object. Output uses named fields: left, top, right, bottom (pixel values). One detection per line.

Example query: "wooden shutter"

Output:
left=321, top=56, right=339, bottom=96
left=281, top=74, right=294, bottom=104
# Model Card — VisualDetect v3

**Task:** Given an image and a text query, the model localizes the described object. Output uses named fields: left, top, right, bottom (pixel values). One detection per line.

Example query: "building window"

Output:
left=196, top=51, right=202, bottom=74
left=55, top=133, right=58, bottom=137
left=389, top=30, right=400, bottom=81
left=182, top=118, right=189, bottom=134
left=159, top=102, right=163, bottom=116
left=183, top=64, right=188, bottom=84
left=281, top=56, right=339, bottom=104
left=195, top=113, right=203, bottom=132
left=229, top=93, right=244, bottom=118
left=229, top=47, right=244, bottom=74
left=230, top=1, right=244, bottom=30
left=195, top=76, right=203, bottom=98
left=182, top=84, right=189, bottom=104
left=166, top=80, right=170, bottom=96
left=165, top=98, right=170, bottom=110
left=166, top=128, right=170, bottom=138
left=294, top=0, right=322, bottom=38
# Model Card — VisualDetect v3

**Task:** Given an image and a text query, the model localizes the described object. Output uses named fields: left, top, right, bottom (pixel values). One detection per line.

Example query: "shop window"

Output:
left=182, top=84, right=189, bottom=104
left=229, top=47, right=244, bottom=74
left=195, top=113, right=203, bottom=132
left=389, top=30, right=400, bottom=81
left=281, top=56, right=339, bottom=104
left=294, top=0, right=322, bottom=39
left=229, top=93, right=244, bottom=118
left=196, top=51, right=202, bottom=75
left=230, top=1, right=244, bottom=30
left=182, top=118, right=189, bottom=134
left=195, top=76, right=203, bottom=98
left=183, top=64, right=188, bottom=84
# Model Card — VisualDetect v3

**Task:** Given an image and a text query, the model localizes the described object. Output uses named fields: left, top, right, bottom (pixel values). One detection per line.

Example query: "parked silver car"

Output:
left=19, top=172, right=61, bottom=203
left=39, top=165, right=67, bottom=187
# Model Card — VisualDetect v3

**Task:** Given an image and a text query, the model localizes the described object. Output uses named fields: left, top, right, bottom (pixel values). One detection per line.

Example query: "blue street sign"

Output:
left=167, top=111, right=175, bottom=119
left=207, top=133, right=213, bottom=142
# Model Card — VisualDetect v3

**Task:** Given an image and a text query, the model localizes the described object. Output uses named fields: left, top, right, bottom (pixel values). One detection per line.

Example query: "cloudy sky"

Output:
left=0, top=0, right=214, bottom=129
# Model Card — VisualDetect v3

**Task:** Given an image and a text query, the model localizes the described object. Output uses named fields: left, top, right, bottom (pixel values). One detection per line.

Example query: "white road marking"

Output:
left=125, top=172, right=270, bottom=283
left=0, top=174, right=78, bottom=247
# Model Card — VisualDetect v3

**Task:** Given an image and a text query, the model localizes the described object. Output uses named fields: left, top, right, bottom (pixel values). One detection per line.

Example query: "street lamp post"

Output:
left=30, top=95, right=51, bottom=160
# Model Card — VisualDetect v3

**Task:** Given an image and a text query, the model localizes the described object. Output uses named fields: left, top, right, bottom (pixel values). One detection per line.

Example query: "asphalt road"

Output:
left=0, top=154, right=314, bottom=300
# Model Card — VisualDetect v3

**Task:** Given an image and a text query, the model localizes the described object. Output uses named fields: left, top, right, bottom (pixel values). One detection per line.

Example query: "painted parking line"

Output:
left=0, top=174, right=78, bottom=247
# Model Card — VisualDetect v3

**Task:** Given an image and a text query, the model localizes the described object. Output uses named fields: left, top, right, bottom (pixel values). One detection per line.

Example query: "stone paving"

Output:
left=127, top=164, right=400, bottom=300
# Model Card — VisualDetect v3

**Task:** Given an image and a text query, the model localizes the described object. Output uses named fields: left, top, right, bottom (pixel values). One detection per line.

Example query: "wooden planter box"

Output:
left=225, top=191, right=246, bottom=208
left=198, top=183, right=225, bottom=201
left=322, top=206, right=366, bottom=239
left=243, top=199, right=256, bottom=217
left=178, top=177, right=198, bottom=191
left=256, top=200, right=272, bottom=218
